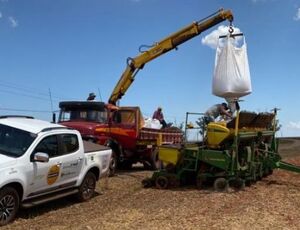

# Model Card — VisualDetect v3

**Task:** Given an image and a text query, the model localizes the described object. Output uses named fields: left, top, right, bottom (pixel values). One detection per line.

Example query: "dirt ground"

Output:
left=4, top=138, right=300, bottom=230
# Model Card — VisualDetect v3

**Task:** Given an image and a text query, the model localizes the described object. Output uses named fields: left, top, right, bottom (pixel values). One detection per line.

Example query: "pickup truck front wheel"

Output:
left=0, top=187, right=19, bottom=226
left=77, top=172, right=96, bottom=202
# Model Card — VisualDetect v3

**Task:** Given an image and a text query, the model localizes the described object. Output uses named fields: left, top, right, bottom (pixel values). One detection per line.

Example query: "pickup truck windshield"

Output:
left=60, top=110, right=108, bottom=123
left=0, top=124, right=37, bottom=157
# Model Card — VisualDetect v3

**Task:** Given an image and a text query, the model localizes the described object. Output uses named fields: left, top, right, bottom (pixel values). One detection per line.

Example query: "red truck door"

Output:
left=109, top=109, right=138, bottom=150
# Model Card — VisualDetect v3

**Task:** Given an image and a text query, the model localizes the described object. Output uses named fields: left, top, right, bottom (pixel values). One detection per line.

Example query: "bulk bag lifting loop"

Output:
left=212, top=32, right=252, bottom=99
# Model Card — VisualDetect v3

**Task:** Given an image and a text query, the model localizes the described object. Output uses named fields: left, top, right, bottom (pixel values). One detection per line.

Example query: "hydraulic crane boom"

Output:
left=108, top=9, right=233, bottom=105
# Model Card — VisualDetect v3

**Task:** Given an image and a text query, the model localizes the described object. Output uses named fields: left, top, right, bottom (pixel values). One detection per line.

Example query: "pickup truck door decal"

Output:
left=47, top=165, right=61, bottom=185
left=29, top=135, right=62, bottom=194
left=29, top=134, right=83, bottom=196
left=30, top=160, right=64, bottom=196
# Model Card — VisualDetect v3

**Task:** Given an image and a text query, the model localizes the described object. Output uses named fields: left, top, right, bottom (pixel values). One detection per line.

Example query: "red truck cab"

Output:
left=58, top=101, right=183, bottom=175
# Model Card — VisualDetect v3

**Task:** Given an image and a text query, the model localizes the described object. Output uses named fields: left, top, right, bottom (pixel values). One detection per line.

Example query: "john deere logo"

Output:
left=47, top=165, right=60, bottom=185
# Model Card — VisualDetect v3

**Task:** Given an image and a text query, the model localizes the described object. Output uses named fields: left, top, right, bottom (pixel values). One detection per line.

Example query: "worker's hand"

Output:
left=227, top=111, right=233, bottom=118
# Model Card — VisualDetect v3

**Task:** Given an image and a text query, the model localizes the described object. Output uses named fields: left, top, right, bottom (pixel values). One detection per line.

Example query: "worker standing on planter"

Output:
left=204, top=102, right=232, bottom=124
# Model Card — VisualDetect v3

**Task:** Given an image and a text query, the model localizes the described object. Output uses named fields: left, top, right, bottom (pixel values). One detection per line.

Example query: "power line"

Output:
left=0, top=88, right=55, bottom=102
left=0, top=107, right=52, bottom=113
left=0, top=80, right=75, bottom=101
left=0, top=82, right=49, bottom=97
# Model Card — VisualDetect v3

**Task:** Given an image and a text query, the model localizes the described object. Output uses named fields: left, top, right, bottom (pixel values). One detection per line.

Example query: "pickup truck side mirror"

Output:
left=33, top=152, right=50, bottom=163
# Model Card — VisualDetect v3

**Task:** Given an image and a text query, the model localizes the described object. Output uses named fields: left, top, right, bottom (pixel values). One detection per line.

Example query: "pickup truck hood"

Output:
left=0, top=154, right=17, bottom=168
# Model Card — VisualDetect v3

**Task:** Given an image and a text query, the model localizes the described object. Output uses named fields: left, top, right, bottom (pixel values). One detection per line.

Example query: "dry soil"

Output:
left=3, top=138, right=300, bottom=230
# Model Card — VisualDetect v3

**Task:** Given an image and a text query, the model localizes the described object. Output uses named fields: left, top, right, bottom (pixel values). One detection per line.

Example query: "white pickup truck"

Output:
left=0, top=116, right=112, bottom=226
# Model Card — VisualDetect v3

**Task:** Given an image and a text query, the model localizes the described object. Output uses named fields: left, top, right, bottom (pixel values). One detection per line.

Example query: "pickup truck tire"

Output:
left=77, top=172, right=96, bottom=202
left=0, top=187, right=19, bottom=226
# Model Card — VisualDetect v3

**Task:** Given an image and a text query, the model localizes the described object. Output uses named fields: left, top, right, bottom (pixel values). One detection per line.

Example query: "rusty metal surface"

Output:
left=227, top=111, right=274, bottom=129
left=83, top=140, right=110, bottom=153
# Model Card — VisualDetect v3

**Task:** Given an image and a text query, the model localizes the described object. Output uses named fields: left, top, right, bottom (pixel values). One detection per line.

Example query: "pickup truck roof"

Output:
left=0, top=116, right=67, bottom=134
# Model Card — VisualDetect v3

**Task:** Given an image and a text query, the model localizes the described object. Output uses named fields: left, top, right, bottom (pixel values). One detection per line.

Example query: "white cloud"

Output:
left=294, top=8, right=300, bottom=21
left=8, top=16, right=18, bottom=28
left=287, top=121, right=300, bottom=130
left=201, top=25, right=242, bottom=49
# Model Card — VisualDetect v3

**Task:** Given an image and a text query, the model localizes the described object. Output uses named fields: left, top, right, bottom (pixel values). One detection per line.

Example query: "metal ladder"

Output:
left=180, top=149, right=200, bottom=172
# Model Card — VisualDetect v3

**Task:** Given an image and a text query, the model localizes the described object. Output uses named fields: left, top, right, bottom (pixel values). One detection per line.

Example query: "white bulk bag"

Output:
left=212, top=36, right=252, bottom=98
left=143, top=118, right=162, bottom=129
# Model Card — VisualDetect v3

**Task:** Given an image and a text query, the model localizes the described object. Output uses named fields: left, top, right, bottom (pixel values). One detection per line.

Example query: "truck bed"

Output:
left=83, top=140, right=111, bottom=153
left=139, top=127, right=183, bottom=144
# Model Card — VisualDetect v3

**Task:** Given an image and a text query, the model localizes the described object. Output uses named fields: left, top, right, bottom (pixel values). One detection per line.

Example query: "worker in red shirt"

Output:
left=152, top=107, right=167, bottom=128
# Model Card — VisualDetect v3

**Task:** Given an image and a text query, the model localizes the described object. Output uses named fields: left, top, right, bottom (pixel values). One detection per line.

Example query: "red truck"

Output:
left=59, top=9, right=233, bottom=175
left=58, top=101, right=183, bottom=175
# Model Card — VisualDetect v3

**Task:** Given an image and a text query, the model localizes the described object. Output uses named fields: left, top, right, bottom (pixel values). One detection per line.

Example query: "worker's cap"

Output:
left=222, top=102, right=229, bottom=110
left=158, top=106, right=162, bottom=110
left=89, top=92, right=96, bottom=97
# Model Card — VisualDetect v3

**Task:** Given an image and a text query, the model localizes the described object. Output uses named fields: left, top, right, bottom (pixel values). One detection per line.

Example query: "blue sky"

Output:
left=0, top=0, right=300, bottom=137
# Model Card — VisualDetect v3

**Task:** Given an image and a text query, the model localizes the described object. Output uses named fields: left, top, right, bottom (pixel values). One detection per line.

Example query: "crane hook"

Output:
left=228, top=21, right=234, bottom=34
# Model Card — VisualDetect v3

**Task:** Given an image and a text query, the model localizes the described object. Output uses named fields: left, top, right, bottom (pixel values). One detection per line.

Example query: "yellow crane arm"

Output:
left=108, top=9, right=233, bottom=105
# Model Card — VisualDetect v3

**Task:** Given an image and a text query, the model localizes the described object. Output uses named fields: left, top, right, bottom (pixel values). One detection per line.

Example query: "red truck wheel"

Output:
left=109, top=152, right=117, bottom=177
left=105, top=140, right=120, bottom=177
